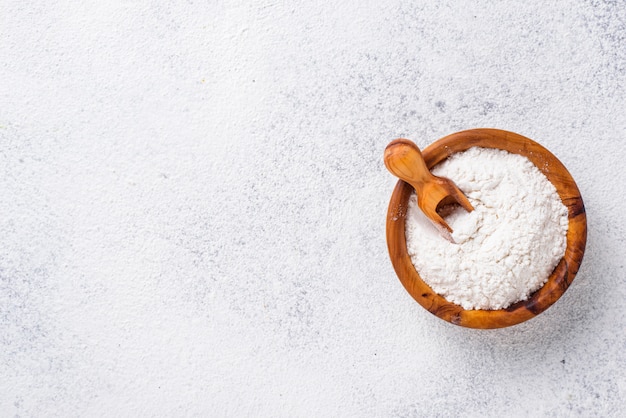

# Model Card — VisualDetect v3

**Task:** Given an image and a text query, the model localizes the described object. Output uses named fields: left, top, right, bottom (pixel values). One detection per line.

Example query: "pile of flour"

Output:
left=405, top=147, right=569, bottom=310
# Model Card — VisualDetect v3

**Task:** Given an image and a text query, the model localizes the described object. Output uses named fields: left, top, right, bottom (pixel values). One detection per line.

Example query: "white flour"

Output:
left=405, top=147, right=569, bottom=310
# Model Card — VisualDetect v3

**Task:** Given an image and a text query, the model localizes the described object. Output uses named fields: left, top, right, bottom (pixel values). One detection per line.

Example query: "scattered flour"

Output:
left=405, top=147, right=569, bottom=310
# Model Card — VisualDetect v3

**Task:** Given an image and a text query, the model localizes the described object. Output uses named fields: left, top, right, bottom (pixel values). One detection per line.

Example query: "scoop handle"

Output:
left=383, top=138, right=434, bottom=189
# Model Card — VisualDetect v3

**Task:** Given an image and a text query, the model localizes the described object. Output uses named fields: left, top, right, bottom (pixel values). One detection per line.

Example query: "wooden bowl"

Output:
left=386, top=128, right=587, bottom=329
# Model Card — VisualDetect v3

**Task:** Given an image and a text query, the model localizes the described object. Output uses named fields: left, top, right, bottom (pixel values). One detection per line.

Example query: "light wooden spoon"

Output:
left=384, top=138, right=474, bottom=242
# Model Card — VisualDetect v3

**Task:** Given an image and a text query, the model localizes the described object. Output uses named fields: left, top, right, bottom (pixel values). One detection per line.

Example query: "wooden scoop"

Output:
left=384, top=138, right=474, bottom=242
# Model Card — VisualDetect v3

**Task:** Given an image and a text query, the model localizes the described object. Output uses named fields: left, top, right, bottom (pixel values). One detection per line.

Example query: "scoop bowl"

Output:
left=385, top=128, right=587, bottom=329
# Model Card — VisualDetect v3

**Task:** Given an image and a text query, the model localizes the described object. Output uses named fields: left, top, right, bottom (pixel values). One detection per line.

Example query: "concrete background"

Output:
left=1, top=0, right=625, bottom=416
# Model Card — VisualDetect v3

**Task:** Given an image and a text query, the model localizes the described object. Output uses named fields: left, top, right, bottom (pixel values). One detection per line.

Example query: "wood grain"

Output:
left=383, top=138, right=474, bottom=242
left=386, top=128, right=587, bottom=329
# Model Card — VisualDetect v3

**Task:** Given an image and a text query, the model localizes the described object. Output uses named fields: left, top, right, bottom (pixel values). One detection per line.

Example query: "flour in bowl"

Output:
left=405, top=147, right=569, bottom=310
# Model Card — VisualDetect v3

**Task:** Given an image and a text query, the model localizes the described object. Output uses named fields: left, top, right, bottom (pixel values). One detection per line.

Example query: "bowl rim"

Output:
left=386, top=128, right=587, bottom=329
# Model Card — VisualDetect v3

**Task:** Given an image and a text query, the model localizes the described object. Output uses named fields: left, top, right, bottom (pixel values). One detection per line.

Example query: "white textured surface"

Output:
left=1, top=1, right=625, bottom=416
